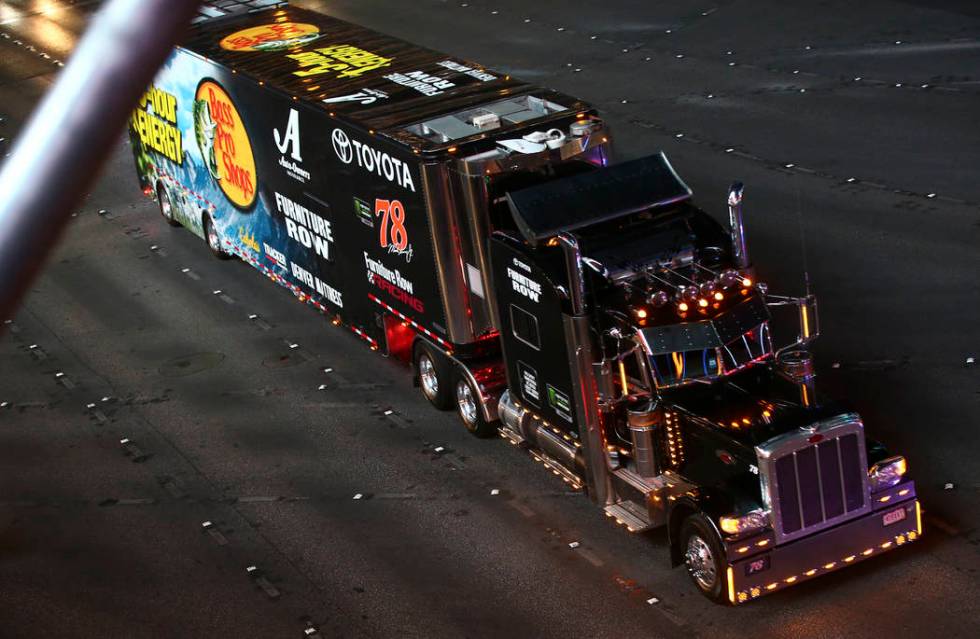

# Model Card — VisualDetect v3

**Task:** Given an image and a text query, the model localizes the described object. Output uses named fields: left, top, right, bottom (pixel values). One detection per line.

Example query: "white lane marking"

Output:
left=507, top=500, right=535, bottom=518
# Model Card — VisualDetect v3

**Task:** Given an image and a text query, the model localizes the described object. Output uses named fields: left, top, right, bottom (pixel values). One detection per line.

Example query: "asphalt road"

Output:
left=1, top=0, right=978, bottom=637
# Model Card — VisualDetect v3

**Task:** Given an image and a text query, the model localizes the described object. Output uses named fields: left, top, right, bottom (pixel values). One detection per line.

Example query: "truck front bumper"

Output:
left=726, top=490, right=921, bottom=604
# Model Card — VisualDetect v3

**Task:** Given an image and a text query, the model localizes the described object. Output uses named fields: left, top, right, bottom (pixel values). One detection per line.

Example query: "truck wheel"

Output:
left=158, top=186, right=180, bottom=227
left=454, top=374, right=497, bottom=439
left=414, top=343, right=452, bottom=410
left=204, top=214, right=231, bottom=260
left=679, top=514, right=729, bottom=604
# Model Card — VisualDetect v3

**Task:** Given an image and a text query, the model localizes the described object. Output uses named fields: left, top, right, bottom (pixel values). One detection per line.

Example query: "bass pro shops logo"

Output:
left=330, top=128, right=415, bottom=192
left=194, top=79, right=257, bottom=210
left=220, top=23, right=321, bottom=52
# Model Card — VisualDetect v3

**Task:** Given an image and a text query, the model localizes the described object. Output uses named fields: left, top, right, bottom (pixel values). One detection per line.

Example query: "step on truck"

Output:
left=129, top=4, right=920, bottom=604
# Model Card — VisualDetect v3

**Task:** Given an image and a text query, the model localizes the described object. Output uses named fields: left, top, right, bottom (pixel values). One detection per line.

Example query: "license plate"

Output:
left=883, top=507, right=907, bottom=526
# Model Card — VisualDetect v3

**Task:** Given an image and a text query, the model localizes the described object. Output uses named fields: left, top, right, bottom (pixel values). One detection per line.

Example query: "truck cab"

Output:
left=485, top=154, right=919, bottom=603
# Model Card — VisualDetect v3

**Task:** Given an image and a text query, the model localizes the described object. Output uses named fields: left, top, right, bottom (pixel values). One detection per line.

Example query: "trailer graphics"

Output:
left=132, top=86, right=183, bottom=166
left=194, top=79, right=257, bottom=209
left=131, top=5, right=919, bottom=606
left=219, top=22, right=321, bottom=52
left=131, top=32, right=444, bottom=349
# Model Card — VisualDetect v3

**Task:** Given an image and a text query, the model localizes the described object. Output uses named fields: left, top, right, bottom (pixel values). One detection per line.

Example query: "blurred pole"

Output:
left=0, top=0, right=202, bottom=322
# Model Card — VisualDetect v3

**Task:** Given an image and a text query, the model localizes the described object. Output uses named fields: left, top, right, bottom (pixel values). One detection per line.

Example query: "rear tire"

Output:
left=454, top=374, right=497, bottom=439
left=679, top=514, right=730, bottom=604
left=204, top=214, right=231, bottom=260
left=158, top=185, right=179, bottom=227
left=414, top=343, right=452, bottom=410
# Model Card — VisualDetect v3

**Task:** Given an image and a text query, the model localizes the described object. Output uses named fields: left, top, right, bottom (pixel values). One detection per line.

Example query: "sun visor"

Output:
left=639, top=296, right=771, bottom=356
left=504, top=152, right=692, bottom=245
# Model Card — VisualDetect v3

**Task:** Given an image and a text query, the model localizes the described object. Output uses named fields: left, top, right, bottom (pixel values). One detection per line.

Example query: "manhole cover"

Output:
left=159, top=352, right=225, bottom=378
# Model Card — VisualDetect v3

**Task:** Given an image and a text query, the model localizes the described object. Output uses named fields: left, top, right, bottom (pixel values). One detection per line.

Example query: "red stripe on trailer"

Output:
left=366, top=294, right=452, bottom=350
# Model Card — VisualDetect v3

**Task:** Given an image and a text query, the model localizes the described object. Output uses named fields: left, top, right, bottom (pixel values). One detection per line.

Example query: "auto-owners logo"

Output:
left=330, top=128, right=415, bottom=192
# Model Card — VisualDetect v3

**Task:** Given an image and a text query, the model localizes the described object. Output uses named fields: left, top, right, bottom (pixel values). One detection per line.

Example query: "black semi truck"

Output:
left=130, top=4, right=920, bottom=604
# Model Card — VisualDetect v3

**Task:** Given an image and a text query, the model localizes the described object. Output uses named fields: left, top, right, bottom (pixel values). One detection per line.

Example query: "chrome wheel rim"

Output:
left=207, top=220, right=221, bottom=252
left=685, top=534, right=717, bottom=591
left=419, top=355, right=439, bottom=400
left=160, top=191, right=173, bottom=220
left=456, top=380, right=478, bottom=427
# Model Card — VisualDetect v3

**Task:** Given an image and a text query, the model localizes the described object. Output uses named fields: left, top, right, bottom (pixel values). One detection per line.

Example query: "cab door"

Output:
left=489, top=233, right=578, bottom=434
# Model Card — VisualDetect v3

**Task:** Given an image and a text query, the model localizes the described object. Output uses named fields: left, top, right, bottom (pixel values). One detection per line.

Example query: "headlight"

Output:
left=719, top=509, right=769, bottom=535
left=869, top=456, right=907, bottom=492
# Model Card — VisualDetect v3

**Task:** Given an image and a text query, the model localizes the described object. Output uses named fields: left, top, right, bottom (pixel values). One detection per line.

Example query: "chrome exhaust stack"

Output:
left=728, top=182, right=750, bottom=270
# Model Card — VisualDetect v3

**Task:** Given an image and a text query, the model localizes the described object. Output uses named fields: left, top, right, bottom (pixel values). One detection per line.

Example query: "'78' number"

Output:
left=375, top=199, right=408, bottom=251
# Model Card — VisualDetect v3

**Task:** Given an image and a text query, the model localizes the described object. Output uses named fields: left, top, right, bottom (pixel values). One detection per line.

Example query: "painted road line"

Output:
left=379, top=406, right=412, bottom=429
left=927, top=515, right=960, bottom=536
left=159, top=477, right=186, bottom=499
left=202, top=521, right=228, bottom=546
left=507, top=500, right=536, bottom=518
left=577, top=547, right=605, bottom=567
left=246, top=566, right=281, bottom=600
left=119, top=438, right=149, bottom=463
left=115, top=498, right=156, bottom=506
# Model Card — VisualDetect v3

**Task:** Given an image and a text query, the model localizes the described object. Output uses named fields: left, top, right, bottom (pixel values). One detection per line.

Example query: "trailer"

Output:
left=130, top=4, right=920, bottom=604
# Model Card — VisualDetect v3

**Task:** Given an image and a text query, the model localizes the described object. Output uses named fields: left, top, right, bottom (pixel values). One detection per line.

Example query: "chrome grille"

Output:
left=757, top=414, right=871, bottom=543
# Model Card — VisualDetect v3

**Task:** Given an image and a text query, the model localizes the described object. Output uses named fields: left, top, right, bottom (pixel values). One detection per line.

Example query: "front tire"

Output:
left=204, top=214, right=231, bottom=260
left=158, top=186, right=179, bottom=227
left=454, top=375, right=497, bottom=438
left=679, top=514, right=730, bottom=604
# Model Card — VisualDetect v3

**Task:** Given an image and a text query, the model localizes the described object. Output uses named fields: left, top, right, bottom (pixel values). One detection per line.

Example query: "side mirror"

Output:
left=766, top=292, right=820, bottom=353
left=798, top=294, right=819, bottom=344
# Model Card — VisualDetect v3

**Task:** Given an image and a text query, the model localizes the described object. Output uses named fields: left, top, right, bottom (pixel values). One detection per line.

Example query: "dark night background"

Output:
left=0, top=0, right=977, bottom=637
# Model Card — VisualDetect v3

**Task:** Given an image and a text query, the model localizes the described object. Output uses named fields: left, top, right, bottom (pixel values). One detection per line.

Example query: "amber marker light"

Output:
left=727, top=567, right=736, bottom=604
